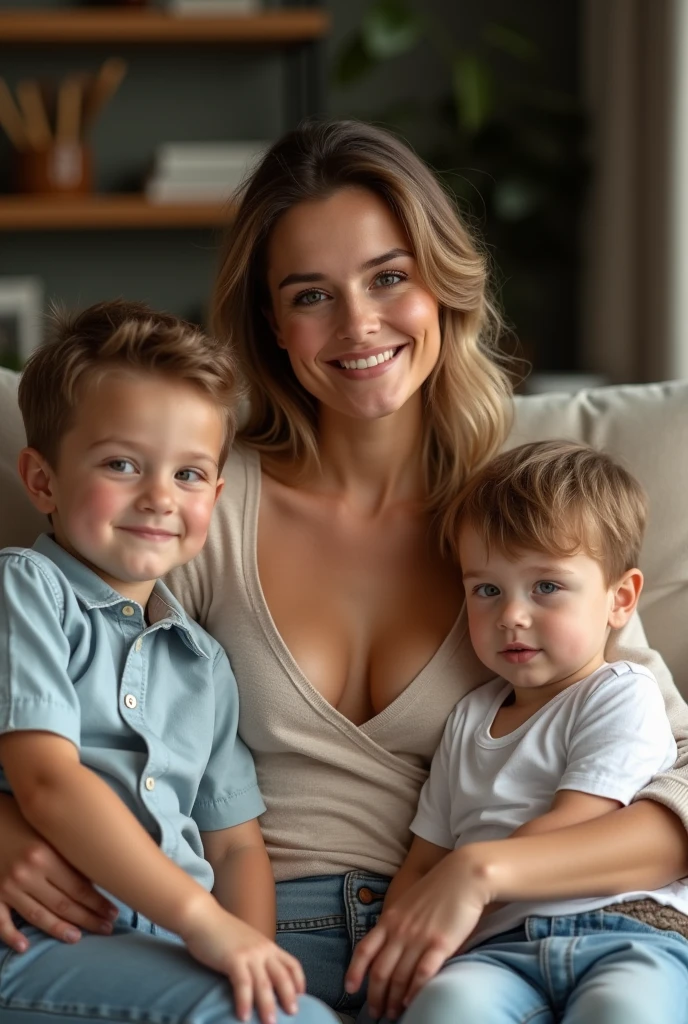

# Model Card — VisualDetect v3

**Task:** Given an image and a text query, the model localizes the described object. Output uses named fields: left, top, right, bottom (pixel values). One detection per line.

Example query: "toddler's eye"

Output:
left=176, top=468, right=203, bottom=483
left=535, top=581, right=560, bottom=595
left=108, top=459, right=136, bottom=475
left=474, top=583, right=500, bottom=598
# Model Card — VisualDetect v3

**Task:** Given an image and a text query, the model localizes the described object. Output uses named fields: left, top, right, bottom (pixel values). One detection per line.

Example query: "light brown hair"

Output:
left=18, top=299, right=240, bottom=469
left=212, top=118, right=513, bottom=515
left=445, top=440, right=648, bottom=583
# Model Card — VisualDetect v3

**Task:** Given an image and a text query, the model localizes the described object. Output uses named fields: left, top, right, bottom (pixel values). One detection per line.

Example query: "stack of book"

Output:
left=163, top=0, right=261, bottom=14
left=145, top=140, right=270, bottom=204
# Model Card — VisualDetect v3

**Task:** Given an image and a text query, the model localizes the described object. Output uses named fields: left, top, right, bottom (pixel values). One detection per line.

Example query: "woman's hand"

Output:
left=0, top=795, right=118, bottom=951
left=345, top=847, right=491, bottom=1020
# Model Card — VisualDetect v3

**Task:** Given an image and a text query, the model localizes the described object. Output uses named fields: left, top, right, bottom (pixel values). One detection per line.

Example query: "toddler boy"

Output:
left=347, top=440, right=688, bottom=1024
left=0, top=300, right=335, bottom=1024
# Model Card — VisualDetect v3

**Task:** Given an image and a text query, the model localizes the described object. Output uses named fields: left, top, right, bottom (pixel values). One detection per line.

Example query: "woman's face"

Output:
left=265, top=186, right=441, bottom=422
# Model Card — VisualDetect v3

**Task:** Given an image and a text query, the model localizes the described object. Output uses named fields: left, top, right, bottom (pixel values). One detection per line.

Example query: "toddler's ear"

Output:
left=608, top=568, right=643, bottom=629
left=17, top=447, right=58, bottom=515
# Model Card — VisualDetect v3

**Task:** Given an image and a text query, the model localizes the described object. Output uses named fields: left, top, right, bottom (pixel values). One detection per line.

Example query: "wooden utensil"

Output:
left=0, top=77, right=27, bottom=149
left=81, top=58, right=128, bottom=135
left=16, top=79, right=52, bottom=148
left=56, top=74, right=85, bottom=145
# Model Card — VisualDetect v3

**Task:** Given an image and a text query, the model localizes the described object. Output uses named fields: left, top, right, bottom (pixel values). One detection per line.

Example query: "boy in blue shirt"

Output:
left=0, top=300, right=336, bottom=1024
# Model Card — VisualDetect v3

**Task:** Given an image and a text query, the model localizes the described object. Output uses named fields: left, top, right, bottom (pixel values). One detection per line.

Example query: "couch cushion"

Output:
left=1, top=368, right=686, bottom=692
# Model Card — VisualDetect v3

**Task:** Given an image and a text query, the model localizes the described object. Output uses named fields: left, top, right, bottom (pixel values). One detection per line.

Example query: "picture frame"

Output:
left=0, top=277, right=43, bottom=370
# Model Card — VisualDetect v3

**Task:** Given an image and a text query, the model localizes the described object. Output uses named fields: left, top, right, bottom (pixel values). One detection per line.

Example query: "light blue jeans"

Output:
left=0, top=902, right=338, bottom=1023
left=275, top=872, right=391, bottom=1018
left=381, top=910, right=688, bottom=1024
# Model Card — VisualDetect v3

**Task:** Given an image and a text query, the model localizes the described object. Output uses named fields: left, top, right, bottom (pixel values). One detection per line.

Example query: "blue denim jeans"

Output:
left=0, top=903, right=338, bottom=1023
left=275, top=872, right=391, bottom=1018
left=379, top=910, right=688, bottom=1024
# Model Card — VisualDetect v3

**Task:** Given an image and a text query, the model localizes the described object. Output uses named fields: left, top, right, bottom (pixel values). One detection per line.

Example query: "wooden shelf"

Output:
left=0, top=194, right=236, bottom=230
left=0, top=7, right=329, bottom=44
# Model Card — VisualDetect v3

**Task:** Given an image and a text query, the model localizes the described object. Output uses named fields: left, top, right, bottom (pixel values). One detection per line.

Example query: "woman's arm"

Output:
left=0, top=793, right=117, bottom=951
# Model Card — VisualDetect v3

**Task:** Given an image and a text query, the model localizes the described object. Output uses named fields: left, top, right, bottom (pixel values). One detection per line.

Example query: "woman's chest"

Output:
left=256, top=480, right=463, bottom=723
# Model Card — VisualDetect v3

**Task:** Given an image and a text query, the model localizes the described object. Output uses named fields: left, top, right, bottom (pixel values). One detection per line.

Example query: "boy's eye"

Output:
left=175, top=468, right=203, bottom=483
left=108, top=459, right=136, bottom=475
left=474, top=583, right=500, bottom=598
left=535, top=581, right=561, bottom=595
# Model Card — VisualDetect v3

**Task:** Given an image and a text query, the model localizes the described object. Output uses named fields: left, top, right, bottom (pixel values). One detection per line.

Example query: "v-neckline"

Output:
left=241, top=447, right=467, bottom=736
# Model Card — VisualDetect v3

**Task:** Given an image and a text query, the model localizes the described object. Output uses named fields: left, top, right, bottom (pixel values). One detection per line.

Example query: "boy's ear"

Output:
left=17, top=447, right=58, bottom=515
left=608, top=568, right=644, bottom=629
left=213, top=477, right=225, bottom=505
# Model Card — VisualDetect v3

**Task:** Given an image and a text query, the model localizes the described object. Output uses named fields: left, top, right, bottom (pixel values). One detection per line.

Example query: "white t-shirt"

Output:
left=411, top=660, right=688, bottom=947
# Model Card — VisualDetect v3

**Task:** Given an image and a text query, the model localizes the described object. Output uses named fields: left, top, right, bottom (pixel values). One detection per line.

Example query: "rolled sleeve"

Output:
left=0, top=552, right=81, bottom=748
left=191, top=647, right=265, bottom=832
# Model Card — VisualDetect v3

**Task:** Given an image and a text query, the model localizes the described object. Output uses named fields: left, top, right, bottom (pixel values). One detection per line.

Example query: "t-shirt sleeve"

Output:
left=0, top=552, right=80, bottom=747
left=559, top=666, right=677, bottom=805
left=409, top=706, right=458, bottom=850
left=192, top=645, right=266, bottom=832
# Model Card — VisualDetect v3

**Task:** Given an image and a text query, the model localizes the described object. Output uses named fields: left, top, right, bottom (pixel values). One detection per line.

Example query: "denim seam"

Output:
left=277, top=915, right=346, bottom=931
left=0, top=994, right=178, bottom=1022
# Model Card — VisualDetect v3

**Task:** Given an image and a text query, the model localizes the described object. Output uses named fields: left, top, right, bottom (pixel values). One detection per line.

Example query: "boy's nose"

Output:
left=499, top=600, right=531, bottom=630
left=138, top=482, right=174, bottom=514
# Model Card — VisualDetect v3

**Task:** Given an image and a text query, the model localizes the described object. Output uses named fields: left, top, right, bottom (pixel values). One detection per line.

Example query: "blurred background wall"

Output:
left=0, top=0, right=684, bottom=387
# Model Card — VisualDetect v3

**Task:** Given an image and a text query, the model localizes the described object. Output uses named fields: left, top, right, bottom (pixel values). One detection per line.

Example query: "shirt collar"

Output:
left=33, top=533, right=207, bottom=659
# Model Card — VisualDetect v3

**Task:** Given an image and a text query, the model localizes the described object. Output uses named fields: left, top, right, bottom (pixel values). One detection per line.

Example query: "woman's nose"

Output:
left=336, top=295, right=380, bottom=343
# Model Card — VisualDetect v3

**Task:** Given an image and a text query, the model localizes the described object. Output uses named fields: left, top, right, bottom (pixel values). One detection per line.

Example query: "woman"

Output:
left=1, top=120, right=687, bottom=1021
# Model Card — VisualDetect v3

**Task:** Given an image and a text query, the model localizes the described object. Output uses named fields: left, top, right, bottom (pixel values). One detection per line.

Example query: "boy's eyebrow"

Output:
left=277, top=248, right=414, bottom=289
left=462, top=565, right=577, bottom=580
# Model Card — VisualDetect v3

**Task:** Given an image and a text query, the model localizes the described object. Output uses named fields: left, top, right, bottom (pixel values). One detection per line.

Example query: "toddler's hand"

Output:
left=183, top=903, right=305, bottom=1024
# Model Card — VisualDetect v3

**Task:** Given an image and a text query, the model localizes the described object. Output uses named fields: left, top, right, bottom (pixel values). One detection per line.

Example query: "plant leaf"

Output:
left=362, top=0, right=422, bottom=60
left=452, top=53, right=494, bottom=134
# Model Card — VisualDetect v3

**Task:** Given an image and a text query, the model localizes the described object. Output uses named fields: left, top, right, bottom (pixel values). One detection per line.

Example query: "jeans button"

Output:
left=358, top=887, right=374, bottom=904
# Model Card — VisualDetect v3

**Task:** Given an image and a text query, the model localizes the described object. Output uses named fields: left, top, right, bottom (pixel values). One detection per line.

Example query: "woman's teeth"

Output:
left=338, top=348, right=396, bottom=370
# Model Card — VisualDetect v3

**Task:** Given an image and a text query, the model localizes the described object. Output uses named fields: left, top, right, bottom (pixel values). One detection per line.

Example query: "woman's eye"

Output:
left=293, top=288, right=327, bottom=306
left=176, top=468, right=203, bottom=483
left=474, top=583, right=500, bottom=598
left=374, top=270, right=406, bottom=289
left=107, top=459, right=136, bottom=475
left=535, top=581, right=561, bottom=595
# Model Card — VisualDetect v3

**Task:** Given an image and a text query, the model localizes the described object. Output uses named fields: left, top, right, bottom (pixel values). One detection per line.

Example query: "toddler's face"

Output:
left=43, top=372, right=224, bottom=603
left=459, top=524, right=619, bottom=696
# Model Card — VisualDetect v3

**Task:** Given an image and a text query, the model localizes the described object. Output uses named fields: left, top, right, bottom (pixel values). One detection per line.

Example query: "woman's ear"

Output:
left=263, top=304, right=287, bottom=350
left=608, top=568, right=644, bottom=629
left=17, top=447, right=58, bottom=515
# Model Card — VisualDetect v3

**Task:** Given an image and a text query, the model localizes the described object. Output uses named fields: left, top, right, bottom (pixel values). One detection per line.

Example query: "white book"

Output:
left=145, top=178, right=240, bottom=204
left=154, top=141, right=270, bottom=177
left=165, top=0, right=261, bottom=15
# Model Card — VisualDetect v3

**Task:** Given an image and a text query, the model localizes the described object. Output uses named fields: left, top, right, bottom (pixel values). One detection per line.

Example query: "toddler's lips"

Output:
left=119, top=527, right=177, bottom=542
left=499, top=647, right=540, bottom=664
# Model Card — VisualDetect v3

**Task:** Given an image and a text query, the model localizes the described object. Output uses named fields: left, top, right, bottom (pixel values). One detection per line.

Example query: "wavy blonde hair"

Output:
left=212, top=118, right=513, bottom=515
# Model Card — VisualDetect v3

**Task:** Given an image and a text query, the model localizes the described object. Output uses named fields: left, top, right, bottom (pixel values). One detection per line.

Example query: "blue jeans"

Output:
left=0, top=903, right=338, bottom=1023
left=383, top=910, right=688, bottom=1024
left=275, top=872, right=391, bottom=1018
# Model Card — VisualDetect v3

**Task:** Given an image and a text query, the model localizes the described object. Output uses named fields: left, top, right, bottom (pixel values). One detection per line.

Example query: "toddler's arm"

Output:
left=202, top=820, right=276, bottom=938
left=0, top=731, right=303, bottom=1024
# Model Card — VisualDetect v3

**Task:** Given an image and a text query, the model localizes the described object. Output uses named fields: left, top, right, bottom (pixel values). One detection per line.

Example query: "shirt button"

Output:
left=145, top=776, right=155, bottom=791
left=124, top=694, right=137, bottom=709
left=122, top=605, right=135, bottom=617
left=135, top=638, right=143, bottom=653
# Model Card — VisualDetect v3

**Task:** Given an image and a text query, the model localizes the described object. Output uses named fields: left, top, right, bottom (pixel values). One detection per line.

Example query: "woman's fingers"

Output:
left=384, top=945, right=426, bottom=1020
left=403, top=946, right=448, bottom=1008
left=344, top=922, right=388, bottom=993
left=0, top=901, right=29, bottom=953
left=365, top=939, right=405, bottom=1020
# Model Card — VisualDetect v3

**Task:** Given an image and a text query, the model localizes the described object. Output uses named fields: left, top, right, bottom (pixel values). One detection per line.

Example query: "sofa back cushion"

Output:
left=1, top=368, right=687, bottom=693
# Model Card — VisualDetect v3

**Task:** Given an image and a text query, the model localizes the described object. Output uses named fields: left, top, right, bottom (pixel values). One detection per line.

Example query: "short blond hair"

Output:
left=445, top=440, right=648, bottom=583
left=18, top=299, right=240, bottom=469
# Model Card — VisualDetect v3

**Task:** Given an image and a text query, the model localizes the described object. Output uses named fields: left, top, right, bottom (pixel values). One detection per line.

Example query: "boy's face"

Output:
left=24, top=372, right=225, bottom=604
left=459, top=524, right=636, bottom=699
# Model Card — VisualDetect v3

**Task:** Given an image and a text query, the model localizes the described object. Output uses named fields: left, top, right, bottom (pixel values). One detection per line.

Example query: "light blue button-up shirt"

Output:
left=0, top=534, right=265, bottom=891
